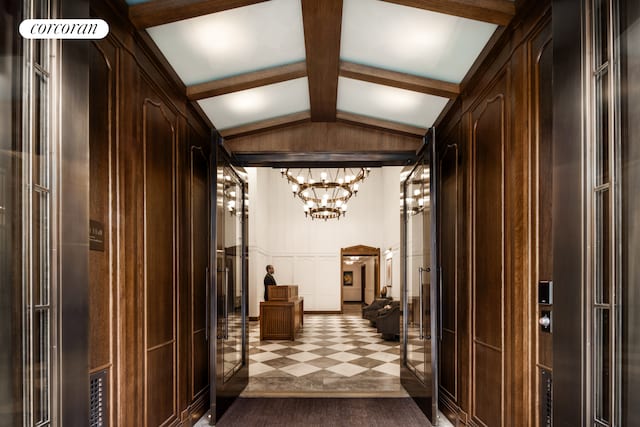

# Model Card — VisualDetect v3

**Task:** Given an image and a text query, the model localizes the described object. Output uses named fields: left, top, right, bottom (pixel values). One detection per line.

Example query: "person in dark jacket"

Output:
left=263, top=264, right=276, bottom=301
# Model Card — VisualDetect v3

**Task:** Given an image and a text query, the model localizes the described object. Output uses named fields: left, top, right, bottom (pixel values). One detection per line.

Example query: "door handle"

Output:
left=205, top=267, right=209, bottom=341
left=418, top=267, right=430, bottom=340
left=224, top=267, right=229, bottom=340
left=438, top=267, right=443, bottom=341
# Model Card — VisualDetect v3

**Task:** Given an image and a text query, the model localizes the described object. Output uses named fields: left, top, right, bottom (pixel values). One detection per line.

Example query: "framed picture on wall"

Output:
left=385, top=257, right=392, bottom=287
left=343, top=271, right=353, bottom=286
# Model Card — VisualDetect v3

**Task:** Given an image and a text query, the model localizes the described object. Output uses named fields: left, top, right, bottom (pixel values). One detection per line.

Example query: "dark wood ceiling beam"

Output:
left=220, top=111, right=311, bottom=138
left=339, top=61, right=460, bottom=99
left=381, top=0, right=515, bottom=26
left=224, top=121, right=422, bottom=153
left=187, top=62, right=307, bottom=100
left=336, top=111, right=427, bottom=137
left=129, top=0, right=267, bottom=29
left=301, top=0, right=342, bottom=121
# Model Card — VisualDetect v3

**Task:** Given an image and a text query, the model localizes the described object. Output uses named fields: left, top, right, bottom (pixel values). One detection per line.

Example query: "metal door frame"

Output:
left=208, top=138, right=249, bottom=425
left=400, top=128, right=439, bottom=424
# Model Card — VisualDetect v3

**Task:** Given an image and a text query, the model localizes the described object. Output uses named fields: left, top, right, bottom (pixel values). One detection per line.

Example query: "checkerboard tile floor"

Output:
left=242, top=311, right=404, bottom=396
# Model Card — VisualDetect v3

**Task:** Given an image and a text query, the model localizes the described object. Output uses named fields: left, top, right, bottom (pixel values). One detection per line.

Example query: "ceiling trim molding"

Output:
left=380, top=0, right=515, bottom=26
left=301, top=0, right=343, bottom=121
left=339, top=61, right=460, bottom=99
left=128, top=0, right=268, bottom=30
left=220, top=111, right=311, bottom=138
left=231, top=151, right=417, bottom=167
left=336, top=111, right=427, bottom=137
left=187, top=62, right=307, bottom=100
left=224, top=121, right=422, bottom=154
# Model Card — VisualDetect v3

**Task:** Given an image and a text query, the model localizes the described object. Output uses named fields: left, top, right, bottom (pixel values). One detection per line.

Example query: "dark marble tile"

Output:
left=308, top=347, right=340, bottom=357
left=271, top=347, right=303, bottom=356
left=306, top=357, right=343, bottom=369
left=262, top=357, right=299, bottom=369
left=348, top=357, right=386, bottom=369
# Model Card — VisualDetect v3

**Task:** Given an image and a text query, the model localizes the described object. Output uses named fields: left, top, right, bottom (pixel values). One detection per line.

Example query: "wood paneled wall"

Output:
left=435, top=3, right=551, bottom=426
left=88, top=1, right=212, bottom=425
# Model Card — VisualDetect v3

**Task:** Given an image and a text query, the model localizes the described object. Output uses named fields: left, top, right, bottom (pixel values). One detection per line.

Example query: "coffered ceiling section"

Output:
left=130, top=0, right=515, bottom=141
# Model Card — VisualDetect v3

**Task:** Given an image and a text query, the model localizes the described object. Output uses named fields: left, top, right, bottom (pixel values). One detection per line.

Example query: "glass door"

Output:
left=401, top=130, right=438, bottom=424
left=210, top=145, right=248, bottom=424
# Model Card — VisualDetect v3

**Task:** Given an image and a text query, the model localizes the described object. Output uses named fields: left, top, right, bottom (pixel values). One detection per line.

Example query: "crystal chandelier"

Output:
left=281, top=168, right=371, bottom=220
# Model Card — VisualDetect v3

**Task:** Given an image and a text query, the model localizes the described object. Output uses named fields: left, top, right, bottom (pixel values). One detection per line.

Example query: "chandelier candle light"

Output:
left=280, top=168, right=371, bottom=220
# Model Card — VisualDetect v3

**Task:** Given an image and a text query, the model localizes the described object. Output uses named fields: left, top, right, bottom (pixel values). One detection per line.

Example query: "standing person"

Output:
left=264, top=264, right=276, bottom=301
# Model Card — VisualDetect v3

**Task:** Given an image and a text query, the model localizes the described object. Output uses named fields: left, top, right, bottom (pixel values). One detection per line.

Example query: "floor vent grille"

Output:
left=89, top=369, right=109, bottom=427
left=540, top=368, right=552, bottom=426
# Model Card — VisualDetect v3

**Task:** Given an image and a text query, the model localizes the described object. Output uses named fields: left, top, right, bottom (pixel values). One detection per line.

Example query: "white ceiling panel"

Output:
left=341, top=0, right=497, bottom=83
left=337, top=77, right=448, bottom=128
left=198, top=77, right=310, bottom=130
left=147, top=0, right=306, bottom=85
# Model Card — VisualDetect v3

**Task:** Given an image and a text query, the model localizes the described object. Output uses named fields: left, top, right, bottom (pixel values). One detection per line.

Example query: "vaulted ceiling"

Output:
left=127, top=0, right=515, bottom=162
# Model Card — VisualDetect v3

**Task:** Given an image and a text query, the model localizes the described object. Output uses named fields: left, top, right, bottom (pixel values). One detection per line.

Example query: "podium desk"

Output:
left=260, top=285, right=304, bottom=341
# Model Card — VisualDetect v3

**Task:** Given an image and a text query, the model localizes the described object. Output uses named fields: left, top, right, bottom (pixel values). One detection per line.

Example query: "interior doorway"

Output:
left=340, top=245, right=381, bottom=310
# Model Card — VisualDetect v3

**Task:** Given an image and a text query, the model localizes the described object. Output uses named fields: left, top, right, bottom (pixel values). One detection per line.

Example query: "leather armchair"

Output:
left=363, top=298, right=391, bottom=323
left=376, top=301, right=400, bottom=340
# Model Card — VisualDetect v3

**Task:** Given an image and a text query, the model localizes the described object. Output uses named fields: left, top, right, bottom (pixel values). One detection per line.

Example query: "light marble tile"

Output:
left=250, top=362, right=276, bottom=375
left=327, top=343, right=357, bottom=351
left=250, top=351, right=281, bottom=362
left=367, top=352, right=400, bottom=362
left=362, top=343, right=390, bottom=351
left=286, top=352, right=322, bottom=362
left=280, top=363, right=322, bottom=377
left=372, top=362, right=400, bottom=376
left=326, top=362, right=369, bottom=377
left=291, top=343, right=321, bottom=351
left=326, top=351, right=361, bottom=362
left=257, top=343, right=287, bottom=351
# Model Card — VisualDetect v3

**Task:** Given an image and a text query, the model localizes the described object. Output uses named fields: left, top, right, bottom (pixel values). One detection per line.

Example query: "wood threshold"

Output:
left=129, top=0, right=268, bottom=29
left=187, top=62, right=307, bottom=100
left=381, top=0, right=515, bottom=26
left=336, top=111, right=427, bottom=137
left=220, top=111, right=311, bottom=138
left=340, top=61, right=460, bottom=99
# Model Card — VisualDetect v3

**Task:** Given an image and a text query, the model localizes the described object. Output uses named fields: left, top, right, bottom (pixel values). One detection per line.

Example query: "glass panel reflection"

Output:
left=222, top=168, right=243, bottom=381
left=594, top=308, right=611, bottom=423
left=404, top=163, right=430, bottom=383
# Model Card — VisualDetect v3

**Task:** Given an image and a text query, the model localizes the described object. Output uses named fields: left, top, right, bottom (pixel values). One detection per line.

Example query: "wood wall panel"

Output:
left=473, top=92, right=505, bottom=352
left=143, top=95, right=178, bottom=426
left=472, top=84, right=505, bottom=426
left=144, top=98, right=176, bottom=349
left=435, top=3, right=551, bottom=425
left=88, top=1, right=213, bottom=425
left=147, top=345, right=176, bottom=427
left=475, top=344, right=503, bottom=426
left=439, top=142, right=459, bottom=402
left=530, top=18, right=553, bottom=427
left=88, top=34, right=121, bottom=426
left=189, top=132, right=210, bottom=400
left=89, top=38, right=115, bottom=372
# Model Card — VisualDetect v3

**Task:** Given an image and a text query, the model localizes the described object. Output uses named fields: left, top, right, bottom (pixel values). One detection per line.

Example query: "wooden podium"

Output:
left=260, top=285, right=304, bottom=341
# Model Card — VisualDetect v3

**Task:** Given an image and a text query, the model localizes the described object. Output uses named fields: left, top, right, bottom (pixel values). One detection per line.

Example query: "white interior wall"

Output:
left=248, top=167, right=401, bottom=313
left=382, top=167, right=402, bottom=299
left=365, top=257, right=375, bottom=304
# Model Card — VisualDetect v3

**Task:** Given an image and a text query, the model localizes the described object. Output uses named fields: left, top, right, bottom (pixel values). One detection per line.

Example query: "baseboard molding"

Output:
left=439, top=392, right=468, bottom=425
left=185, top=390, right=209, bottom=426
left=251, top=312, right=342, bottom=320
left=304, top=310, right=342, bottom=315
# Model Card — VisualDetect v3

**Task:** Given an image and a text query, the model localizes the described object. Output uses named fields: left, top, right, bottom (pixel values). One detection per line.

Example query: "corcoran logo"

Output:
left=19, top=19, right=109, bottom=39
